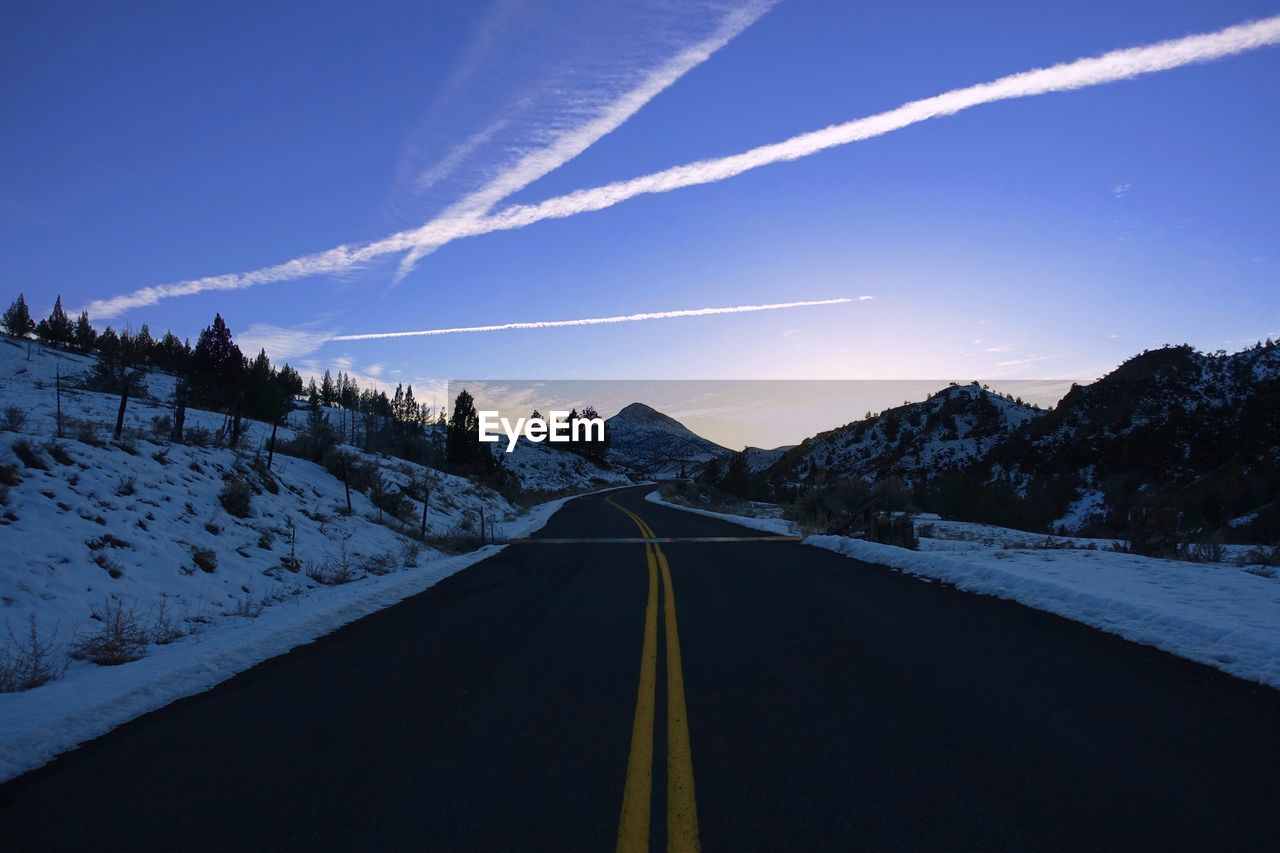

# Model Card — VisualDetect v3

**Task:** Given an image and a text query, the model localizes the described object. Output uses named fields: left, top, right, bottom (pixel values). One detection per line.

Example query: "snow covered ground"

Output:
left=495, top=438, right=630, bottom=493
left=0, top=492, right=582, bottom=782
left=646, top=492, right=1280, bottom=690
left=0, top=338, right=615, bottom=780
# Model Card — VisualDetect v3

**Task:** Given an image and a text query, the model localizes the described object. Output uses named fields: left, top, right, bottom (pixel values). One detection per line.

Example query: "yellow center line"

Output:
left=608, top=495, right=701, bottom=853
left=616, top=539, right=659, bottom=853
left=656, top=543, right=699, bottom=853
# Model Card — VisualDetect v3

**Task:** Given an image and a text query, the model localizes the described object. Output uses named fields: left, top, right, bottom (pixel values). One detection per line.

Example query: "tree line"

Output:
left=0, top=292, right=461, bottom=475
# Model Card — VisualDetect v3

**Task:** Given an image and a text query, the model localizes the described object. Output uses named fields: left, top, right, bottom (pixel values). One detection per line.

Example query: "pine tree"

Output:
left=154, top=330, right=187, bottom=372
left=446, top=389, right=490, bottom=475
left=320, top=369, right=338, bottom=406
left=2, top=293, right=35, bottom=337
left=97, top=326, right=120, bottom=361
left=35, top=295, right=74, bottom=345
left=133, top=324, right=155, bottom=365
left=73, top=311, right=97, bottom=352
left=189, top=313, right=244, bottom=409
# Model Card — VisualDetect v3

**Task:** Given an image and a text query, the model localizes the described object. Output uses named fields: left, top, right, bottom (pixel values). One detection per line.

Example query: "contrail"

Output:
left=331, top=298, right=859, bottom=341
left=392, top=0, right=777, bottom=280
left=87, top=15, right=1280, bottom=318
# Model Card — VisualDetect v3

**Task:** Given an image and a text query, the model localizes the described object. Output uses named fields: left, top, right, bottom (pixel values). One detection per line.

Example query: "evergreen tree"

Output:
left=97, top=326, right=120, bottom=361
left=154, top=331, right=188, bottom=372
left=189, top=313, right=244, bottom=409
left=446, top=389, right=491, bottom=475
left=73, top=311, right=97, bottom=352
left=320, top=369, right=338, bottom=406
left=133, top=324, right=155, bottom=365
left=2, top=293, right=35, bottom=337
left=35, top=295, right=74, bottom=345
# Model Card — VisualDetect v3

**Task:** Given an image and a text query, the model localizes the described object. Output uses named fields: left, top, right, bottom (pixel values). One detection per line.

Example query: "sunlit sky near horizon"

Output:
left=3, top=0, right=1278, bottom=415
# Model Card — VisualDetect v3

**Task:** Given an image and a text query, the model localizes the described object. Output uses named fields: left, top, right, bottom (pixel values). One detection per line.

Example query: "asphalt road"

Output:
left=2, top=485, right=1278, bottom=851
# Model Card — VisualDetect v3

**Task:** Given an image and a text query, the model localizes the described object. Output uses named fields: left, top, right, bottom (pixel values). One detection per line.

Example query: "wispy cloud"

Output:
left=393, top=0, right=777, bottom=280
left=331, top=298, right=857, bottom=341
left=237, top=323, right=338, bottom=361
left=1112, top=182, right=1132, bottom=198
left=85, top=14, right=1280, bottom=318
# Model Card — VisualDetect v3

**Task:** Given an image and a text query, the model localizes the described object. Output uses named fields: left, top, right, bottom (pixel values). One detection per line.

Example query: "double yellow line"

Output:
left=607, top=495, right=699, bottom=853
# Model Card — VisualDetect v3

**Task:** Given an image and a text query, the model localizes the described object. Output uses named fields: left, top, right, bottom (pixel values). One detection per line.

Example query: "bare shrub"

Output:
left=45, top=441, right=74, bottom=465
left=3, top=407, right=28, bottom=432
left=72, top=418, right=104, bottom=447
left=150, top=596, right=185, bottom=645
left=360, top=552, right=398, bottom=576
left=115, top=474, right=136, bottom=496
left=429, top=528, right=486, bottom=554
left=149, top=414, right=172, bottom=441
left=87, top=533, right=131, bottom=550
left=370, top=474, right=413, bottom=523
left=308, top=527, right=358, bottom=584
left=12, top=440, right=45, bottom=469
left=0, top=463, right=20, bottom=487
left=71, top=598, right=148, bottom=665
left=192, top=547, right=218, bottom=573
left=1178, top=531, right=1226, bottom=564
left=185, top=426, right=212, bottom=447
left=218, top=473, right=254, bottom=518
left=0, top=615, right=66, bottom=692
left=229, top=589, right=263, bottom=618
left=399, top=540, right=422, bottom=568
left=92, top=552, right=125, bottom=579
left=1242, top=544, right=1280, bottom=568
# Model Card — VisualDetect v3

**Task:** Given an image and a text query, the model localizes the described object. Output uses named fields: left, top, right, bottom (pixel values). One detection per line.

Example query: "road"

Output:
left=2, top=485, right=1278, bottom=850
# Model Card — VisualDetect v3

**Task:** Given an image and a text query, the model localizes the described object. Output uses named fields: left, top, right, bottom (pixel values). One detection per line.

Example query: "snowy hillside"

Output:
left=605, top=402, right=728, bottom=478
left=492, top=437, right=631, bottom=492
left=739, top=444, right=794, bottom=473
left=971, top=343, right=1280, bottom=537
left=771, top=383, right=1042, bottom=486
left=0, top=337, right=591, bottom=775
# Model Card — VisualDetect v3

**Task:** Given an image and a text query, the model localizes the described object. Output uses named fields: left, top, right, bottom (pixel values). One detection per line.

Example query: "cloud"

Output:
left=331, top=297, right=856, bottom=341
left=85, top=14, right=1280, bottom=318
left=1112, top=182, right=1131, bottom=198
left=236, top=323, right=337, bottom=361
left=392, top=0, right=778, bottom=280
left=995, top=352, right=1072, bottom=368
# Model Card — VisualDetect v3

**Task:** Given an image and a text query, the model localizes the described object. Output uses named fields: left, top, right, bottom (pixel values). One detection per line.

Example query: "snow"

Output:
left=647, top=492, right=1280, bottom=691
left=0, top=339, right=615, bottom=781
left=740, top=445, right=793, bottom=473
left=606, top=402, right=727, bottom=478
left=0, top=491, right=585, bottom=782
left=782, top=383, right=1042, bottom=485
left=493, top=438, right=631, bottom=492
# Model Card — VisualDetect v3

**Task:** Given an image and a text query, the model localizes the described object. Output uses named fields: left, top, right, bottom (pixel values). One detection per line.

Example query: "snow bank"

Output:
left=0, top=490, right=585, bottom=782
left=646, top=492, right=1280, bottom=690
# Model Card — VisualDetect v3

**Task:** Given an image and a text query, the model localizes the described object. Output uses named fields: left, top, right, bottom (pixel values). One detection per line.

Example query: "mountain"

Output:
left=739, top=445, right=794, bottom=473
left=951, top=342, right=1280, bottom=537
left=766, top=383, right=1043, bottom=487
left=605, top=402, right=729, bottom=478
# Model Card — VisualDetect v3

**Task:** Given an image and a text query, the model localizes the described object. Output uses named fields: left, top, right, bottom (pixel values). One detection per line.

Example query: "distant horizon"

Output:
left=451, top=378, right=1079, bottom=450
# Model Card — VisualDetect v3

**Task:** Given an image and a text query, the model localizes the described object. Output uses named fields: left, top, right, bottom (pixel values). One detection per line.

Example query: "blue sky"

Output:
left=3, top=0, right=1278, bottom=400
